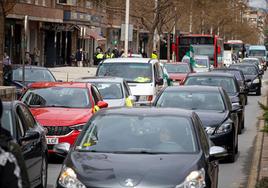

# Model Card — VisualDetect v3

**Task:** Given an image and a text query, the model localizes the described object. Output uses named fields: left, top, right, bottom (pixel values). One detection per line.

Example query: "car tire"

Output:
left=37, top=155, right=48, bottom=188
left=227, top=133, right=236, bottom=163
left=256, top=87, right=261, bottom=96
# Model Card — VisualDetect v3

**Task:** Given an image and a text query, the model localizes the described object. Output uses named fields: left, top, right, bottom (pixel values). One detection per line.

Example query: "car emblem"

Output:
left=125, top=178, right=134, bottom=187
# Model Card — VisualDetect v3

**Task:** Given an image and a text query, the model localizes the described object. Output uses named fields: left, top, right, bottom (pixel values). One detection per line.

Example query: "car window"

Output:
left=156, top=91, right=225, bottom=111
left=15, top=115, right=25, bottom=138
left=13, top=68, right=55, bottom=82
left=93, top=82, right=123, bottom=99
left=185, top=76, right=237, bottom=94
left=123, top=81, right=130, bottom=97
left=194, top=114, right=209, bottom=155
left=1, top=109, right=13, bottom=136
left=16, top=106, right=28, bottom=135
left=22, top=87, right=91, bottom=108
left=77, top=114, right=198, bottom=154
left=19, top=104, right=36, bottom=128
left=91, top=86, right=102, bottom=105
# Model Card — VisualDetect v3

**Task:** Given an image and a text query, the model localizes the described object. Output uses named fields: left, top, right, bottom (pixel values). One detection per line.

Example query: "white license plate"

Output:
left=46, top=137, right=59, bottom=145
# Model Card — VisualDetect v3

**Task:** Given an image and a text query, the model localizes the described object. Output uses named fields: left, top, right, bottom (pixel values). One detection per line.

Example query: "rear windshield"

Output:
left=92, top=82, right=123, bottom=99
left=165, top=64, right=190, bottom=73
left=230, top=65, right=258, bottom=75
left=97, top=63, right=152, bottom=83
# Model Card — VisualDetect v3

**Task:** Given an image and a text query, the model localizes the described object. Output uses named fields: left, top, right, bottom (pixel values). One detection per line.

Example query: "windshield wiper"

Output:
left=46, top=105, right=72, bottom=108
left=112, top=150, right=169, bottom=154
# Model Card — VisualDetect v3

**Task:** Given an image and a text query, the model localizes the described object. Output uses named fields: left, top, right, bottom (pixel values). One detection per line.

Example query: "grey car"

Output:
left=76, top=76, right=136, bottom=107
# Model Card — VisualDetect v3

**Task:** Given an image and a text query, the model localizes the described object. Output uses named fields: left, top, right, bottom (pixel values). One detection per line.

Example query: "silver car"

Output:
left=76, top=77, right=136, bottom=107
left=193, top=55, right=212, bottom=72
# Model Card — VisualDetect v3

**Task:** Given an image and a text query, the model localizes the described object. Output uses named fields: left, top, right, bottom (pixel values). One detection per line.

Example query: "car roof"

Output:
left=76, top=76, right=124, bottom=83
left=28, top=82, right=90, bottom=88
left=101, top=58, right=158, bottom=64
left=164, top=85, right=221, bottom=92
left=98, top=107, right=195, bottom=117
left=231, top=63, right=258, bottom=67
left=187, top=72, right=234, bottom=78
left=12, top=64, right=49, bottom=70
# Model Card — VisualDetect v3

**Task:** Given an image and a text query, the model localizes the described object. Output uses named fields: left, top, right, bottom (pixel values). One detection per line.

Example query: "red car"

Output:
left=165, top=62, right=194, bottom=85
left=20, top=82, right=108, bottom=153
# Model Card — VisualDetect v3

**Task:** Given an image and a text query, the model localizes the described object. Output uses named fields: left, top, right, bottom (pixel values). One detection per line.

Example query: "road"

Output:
left=47, top=70, right=268, bottom=188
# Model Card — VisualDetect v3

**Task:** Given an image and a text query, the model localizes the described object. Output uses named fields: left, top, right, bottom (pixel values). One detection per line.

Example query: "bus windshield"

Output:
left=192, top=45, right=214, bottom=59
left=224, top=43, right=243, bottom=53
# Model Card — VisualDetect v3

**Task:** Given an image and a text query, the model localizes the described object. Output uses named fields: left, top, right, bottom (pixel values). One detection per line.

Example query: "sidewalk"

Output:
left=49, top=66, right=97, bottom=81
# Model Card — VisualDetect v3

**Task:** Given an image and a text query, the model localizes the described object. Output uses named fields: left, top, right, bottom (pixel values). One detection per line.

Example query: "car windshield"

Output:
left=165, top=64, right=190, bottom=73
left=213, top=70, right=243, bottom=81
left=249, top=50, right=265, bottom=56
left=194, top=58, right=209, bottom=68
left=1, top=110, right=13, bottom=136
left=230, top=65, right=258, bottom=75
left=156, top=91, right=225, bottom=111
left=97, top=63, right=152, bottom=83
left=185, top=76, right=237, bottom=94
left=13, top=68, right=55, bottom=82
left=77, top=114, right=198, bottom=154
left=92, top=82, right=123, bottom=99
left=21, top=87, right=91, bottom=108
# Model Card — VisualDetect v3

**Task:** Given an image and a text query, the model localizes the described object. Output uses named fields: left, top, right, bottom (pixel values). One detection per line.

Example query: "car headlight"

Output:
left=205, top=127, right=216, bottom=135
left=176, top=168, right=206, bottom=188
left=253, top=79, right=260, bottom=84
left=215, top=123, right=232, bottom=134
left=58, top=167, right=86, bottom=188
left=69, top=124, right=85, bottom=131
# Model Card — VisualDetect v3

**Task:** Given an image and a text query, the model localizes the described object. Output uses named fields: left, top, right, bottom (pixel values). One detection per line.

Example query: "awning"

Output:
left=77, top=26, right=106, bottom=41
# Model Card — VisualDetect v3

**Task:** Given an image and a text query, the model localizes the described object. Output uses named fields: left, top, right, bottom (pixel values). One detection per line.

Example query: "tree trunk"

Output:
left=147, top=32, right=154, bottom=58
left=0, top=9, right=4, bottom=86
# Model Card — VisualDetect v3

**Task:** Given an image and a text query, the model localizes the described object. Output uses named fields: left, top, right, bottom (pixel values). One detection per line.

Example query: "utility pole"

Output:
left=124, top=0, right=130, bottom=57
left=153, top=0, right=158, bottom=51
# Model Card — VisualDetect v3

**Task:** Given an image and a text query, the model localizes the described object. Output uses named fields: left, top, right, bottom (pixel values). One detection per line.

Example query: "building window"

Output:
left=57, top=0, right=76, bottom=5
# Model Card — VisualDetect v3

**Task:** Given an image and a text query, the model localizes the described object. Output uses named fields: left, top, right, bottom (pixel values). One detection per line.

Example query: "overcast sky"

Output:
left=249, top=0, right=268, bottom=9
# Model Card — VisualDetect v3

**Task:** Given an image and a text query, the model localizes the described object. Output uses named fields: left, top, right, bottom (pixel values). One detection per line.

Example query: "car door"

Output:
left=153, top=63, right=164, bottom=94
left=15, top=104, right=42, bottom=185
left=91, top=85, right=103, bottom=110
left=194, top=115, right=218, bottom=188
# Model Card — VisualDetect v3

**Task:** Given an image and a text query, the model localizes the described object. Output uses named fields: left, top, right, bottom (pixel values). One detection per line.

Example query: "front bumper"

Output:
left=248, top=82, right=261, bottom=92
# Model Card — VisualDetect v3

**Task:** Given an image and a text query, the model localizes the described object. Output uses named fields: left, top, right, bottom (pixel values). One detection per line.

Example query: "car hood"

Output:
left=103, top=99, right=125, bottom=107
left=30, top=108, right=92, bottom=126
left=196, top=111, right=228, bottom=127
left=169, top=73, right=188, bottom=81
left=66, top=151, right=202, bottom=187
left=244, top=74, right=257, bottom=81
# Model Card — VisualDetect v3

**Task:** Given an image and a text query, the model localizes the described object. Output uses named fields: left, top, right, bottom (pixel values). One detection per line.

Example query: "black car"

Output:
left=2, top=101, right=48, bottom=188
left=212, top=68, right=249, bottom=104
left=184, top=72, right=245, bottom=134
left=54, top=107, right=226, bottom=188
left=154, top=86, right=239, bottom=162
left=3, top=65, right=57, bottom=97
left=230, top=63, right=262, bottom=96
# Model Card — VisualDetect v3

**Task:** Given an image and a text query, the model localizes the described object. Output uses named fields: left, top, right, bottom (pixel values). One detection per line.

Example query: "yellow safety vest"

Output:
left=125, top=97, right=133, bottom=107
left=151, top=53, right=158, bottom=59
left=96, top=53, right=104, bottom=59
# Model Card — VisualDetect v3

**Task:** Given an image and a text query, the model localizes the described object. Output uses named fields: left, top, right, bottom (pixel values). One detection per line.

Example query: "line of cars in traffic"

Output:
left=2, top=54, right=265, bottom=187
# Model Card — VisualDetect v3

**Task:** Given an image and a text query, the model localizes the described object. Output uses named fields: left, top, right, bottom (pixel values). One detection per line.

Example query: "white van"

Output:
left=96, top=58, right=165, bottom=104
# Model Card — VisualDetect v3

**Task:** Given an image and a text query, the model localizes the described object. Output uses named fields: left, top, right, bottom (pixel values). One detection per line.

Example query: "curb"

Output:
left=247, top=95, right=266, bottom=188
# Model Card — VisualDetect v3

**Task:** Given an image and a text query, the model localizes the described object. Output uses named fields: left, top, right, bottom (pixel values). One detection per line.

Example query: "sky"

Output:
left=248, top=0, right=268, bottom=9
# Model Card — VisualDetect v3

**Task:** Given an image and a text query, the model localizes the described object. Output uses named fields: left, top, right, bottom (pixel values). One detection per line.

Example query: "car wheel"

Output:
left=38, top=155, right=48, bottom=188
left=256, top=87, right=261, bottom=96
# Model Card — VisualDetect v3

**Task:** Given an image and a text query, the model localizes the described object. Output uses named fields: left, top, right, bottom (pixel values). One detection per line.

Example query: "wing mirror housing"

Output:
left=156, top=78, right=164, bottom=85
left=53, top=142, right=70, bottom=157
left=128, top=95, right=137, bottom=102
left=209, top=146, right=227, bottom=161
left=231, top=103, right=242, bottom=113
left=97, top=101, right=108, bottom=108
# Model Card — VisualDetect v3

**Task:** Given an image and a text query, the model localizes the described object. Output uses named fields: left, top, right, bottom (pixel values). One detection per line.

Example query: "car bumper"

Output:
left=46, top=130, right=80, bottom=153
left=248, top=83, right=261, bottom=92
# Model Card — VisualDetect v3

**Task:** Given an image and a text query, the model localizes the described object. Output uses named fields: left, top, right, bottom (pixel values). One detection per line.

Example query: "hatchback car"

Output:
left=164, top=62, right=194, bottom=85
left=230, top=63, right=262, bottom=95
left=4, top=65, right=57, bottom=97
left=193, top=55, right=211, bottom=72
left=184, top=72, right=245, bottom=134
left=154, top=86, right=239, bottom=162
left=20, top=82, right=108, bottom=153
left=54, top=107, right=226, bottom=188
left=2, top=101, right=48, bottom=188
left=76, top=77, right=136, bottom=107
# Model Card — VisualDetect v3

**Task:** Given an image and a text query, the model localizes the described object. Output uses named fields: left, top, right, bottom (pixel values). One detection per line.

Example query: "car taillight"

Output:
left=147, top=95, right=153, bottom=101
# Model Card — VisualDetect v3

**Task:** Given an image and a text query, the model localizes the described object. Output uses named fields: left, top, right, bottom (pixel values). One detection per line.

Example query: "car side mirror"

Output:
left=259, top=70, right=264, bottom=75
left=53, top=142, right=70, bottom=157
left=232, top=103, right=242, bottom=113
left=97, top=101, right=108, bottom=108
left=209, top=146, right=227, bottom=161
left=20, top=131, right=40, bottom=142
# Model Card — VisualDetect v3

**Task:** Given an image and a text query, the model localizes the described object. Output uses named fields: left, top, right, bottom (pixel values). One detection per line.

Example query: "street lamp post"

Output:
left=124, top=0, right=130, bottom=57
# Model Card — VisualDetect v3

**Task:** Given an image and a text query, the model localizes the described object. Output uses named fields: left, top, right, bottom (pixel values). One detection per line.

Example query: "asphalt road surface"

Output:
left=47, top=72, right=268, bottom=188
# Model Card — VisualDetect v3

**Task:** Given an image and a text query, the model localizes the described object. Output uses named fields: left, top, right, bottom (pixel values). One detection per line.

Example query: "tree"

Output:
left=0, top=0, right=16, bottom=85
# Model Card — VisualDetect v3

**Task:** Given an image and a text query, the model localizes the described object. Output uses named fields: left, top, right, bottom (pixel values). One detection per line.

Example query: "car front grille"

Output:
left=44, top=126, right=73, bottom=136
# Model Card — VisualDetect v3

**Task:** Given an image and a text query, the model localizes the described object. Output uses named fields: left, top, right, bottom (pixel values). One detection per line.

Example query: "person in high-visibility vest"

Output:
left=93, top=47, right=104, bottom=65
left=151, top=50, right=158, bottom=59
left=125, top=97, right=133, bottom=107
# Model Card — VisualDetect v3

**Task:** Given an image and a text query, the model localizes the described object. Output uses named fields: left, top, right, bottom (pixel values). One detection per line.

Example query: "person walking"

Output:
left=33, top=47, right=40, bottom=66
left=0, top=99, right=30, bottom=188
left=151, top=50, right=158, bottom=59
left=112, top=46, right=120, bottom=58
left=24, top=52, right=32, bottom=65
left=75, top=48, right=84, bottom=67
left=93, top=47, right=104, bottom=66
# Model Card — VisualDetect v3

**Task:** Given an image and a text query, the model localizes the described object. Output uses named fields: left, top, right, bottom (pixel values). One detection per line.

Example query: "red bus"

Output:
left=175, top=34, right=224, bottom=68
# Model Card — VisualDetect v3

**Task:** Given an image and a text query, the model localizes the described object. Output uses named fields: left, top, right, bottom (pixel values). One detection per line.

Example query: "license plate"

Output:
left=46, top=137, right=59, bottom=145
